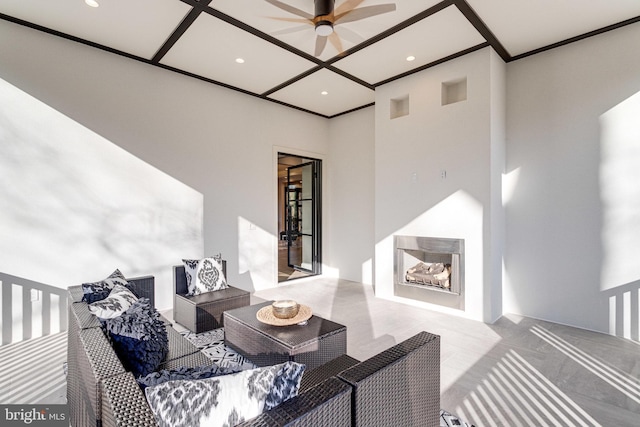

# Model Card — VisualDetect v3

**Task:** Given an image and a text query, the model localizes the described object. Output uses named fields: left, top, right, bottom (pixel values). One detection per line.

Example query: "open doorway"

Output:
left=277, top=153, right=322, bottom=282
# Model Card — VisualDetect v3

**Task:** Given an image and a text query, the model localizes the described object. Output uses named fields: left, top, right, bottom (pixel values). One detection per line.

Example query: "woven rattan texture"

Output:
left=173, top=262, right=250, bottom=333
left=78, top=327, right=127, bottom=425
left=224, top=310, right=347, bottom=371
left=68, top=285, right=85, bottom=303
left=101, top=372, right=158, bottom=427
left=164, top=326, right=200, bottom=361
left=237, top=377, right=352, bottom=427
left=226, top=302, right=347, bottom=347
left=339, top=331, right=440, bottom=427
left=70, top=301, right=103, bottom=329
left=300, top=354, right=360, bottom=393
left=158, top=350, right=212, bottom=371
left=193, top=289, right=250, bottom=332
left=67, top=304, right=91, bottom=427
left=127, top=276, right=155, bottom=306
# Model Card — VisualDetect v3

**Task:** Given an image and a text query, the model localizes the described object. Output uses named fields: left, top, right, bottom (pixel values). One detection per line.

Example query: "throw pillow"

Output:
left=136, top=363, right=243, bottom=391
left=264, top=361, right=305, bottom=410
left=145, top=364, right=281, bottom=427
left=88, top=284, right=138, bottom=320
left=182, top=255, right=228, bottom=296
left=81, top=269, right=129, bottom=303
left=105, top=298, right=168, bottom=378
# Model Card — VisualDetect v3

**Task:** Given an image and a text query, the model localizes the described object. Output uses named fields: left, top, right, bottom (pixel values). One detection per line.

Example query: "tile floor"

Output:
left=251, top=276, right=640, bottom=427
left=4, top=276, right=639, bottom=426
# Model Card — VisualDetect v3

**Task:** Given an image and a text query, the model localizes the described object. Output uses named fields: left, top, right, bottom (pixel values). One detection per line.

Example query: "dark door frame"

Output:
left=277, top=151, right=322, bottom=280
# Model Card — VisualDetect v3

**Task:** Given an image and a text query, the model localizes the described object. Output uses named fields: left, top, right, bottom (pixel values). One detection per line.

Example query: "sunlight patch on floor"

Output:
left=455, top=349, right=601, bottom=427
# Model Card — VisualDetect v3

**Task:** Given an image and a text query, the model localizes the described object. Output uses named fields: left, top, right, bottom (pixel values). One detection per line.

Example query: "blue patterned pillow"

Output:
left=105, top=298, right=168, bottom=378
left=81, top=269, right=129, bottom=303
left=264, top=362, right=305, bottom=410
left=136, top=363, right=243, bottom=391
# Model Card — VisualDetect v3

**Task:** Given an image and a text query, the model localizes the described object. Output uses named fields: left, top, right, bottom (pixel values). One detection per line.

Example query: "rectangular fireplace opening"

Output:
left=394, top=236, right=465, bottom=310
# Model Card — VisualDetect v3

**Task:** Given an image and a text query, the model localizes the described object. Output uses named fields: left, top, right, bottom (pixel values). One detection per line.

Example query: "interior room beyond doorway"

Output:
left=277, top=153, right=322, bottom=283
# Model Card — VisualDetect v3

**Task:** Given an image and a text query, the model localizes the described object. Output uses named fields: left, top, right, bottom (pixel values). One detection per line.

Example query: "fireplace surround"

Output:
left=394, top=235, right=465, bottom=310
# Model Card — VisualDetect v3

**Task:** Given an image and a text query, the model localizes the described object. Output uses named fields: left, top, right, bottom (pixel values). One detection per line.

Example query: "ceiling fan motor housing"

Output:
left=314, top=0, right=335, bottom=30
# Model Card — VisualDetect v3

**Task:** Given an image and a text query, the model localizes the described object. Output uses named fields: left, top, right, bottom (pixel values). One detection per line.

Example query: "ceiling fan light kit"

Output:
left=315, top=22, right=334, bottom=36
left=314, top=0, right=335, bottom=36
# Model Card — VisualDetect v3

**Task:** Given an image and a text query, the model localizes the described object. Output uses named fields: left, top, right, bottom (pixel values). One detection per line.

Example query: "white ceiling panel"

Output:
left=333, top=5, right=485, bottom=85
left=0, top=0, right=190, bottom=59
left=2, top=0, right=639, bottom=117
left=213, top=0, right=443, bottom=61
left=466, top=0, right=640, bottom=56
left=268, top=69, right=374, bottom=117
left=160, top=13, right=317, bottom=95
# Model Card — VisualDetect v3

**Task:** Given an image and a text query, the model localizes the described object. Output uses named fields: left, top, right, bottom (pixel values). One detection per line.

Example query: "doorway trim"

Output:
left=273, top=146, right=326, bottom=284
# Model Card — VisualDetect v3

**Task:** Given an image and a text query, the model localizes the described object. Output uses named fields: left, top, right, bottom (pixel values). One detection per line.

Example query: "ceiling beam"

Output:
left=325, top=0, right=452, bottom=66
left=451, top=0, right=511, bottom=62
left=151, top=0, right=213, bottom=63
left=510, top=14, right=640, bottom=62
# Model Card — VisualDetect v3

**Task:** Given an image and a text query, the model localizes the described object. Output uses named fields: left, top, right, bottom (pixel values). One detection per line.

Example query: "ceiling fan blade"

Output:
left=328, top=32, right=344, bottom=55
left=271, top=24, right=313, bottom=36
left=334, top=26, right=363, bottom=44
left=267, top=16, right=312, bottom=24
left=264, top=0, right=313, bottom=20
left=314, top=35, right=328, bottom=57
left=335, top=4, right=396, bottom=24
left=334, top=0, right=366, bottom=16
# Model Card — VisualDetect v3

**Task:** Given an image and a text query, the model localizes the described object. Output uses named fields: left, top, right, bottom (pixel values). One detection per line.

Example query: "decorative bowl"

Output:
left=271, top=300, right=300, bottom=319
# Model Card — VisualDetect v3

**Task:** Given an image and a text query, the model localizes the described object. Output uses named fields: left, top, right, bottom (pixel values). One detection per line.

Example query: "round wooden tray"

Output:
left=256, top=304, right=312, bottom=326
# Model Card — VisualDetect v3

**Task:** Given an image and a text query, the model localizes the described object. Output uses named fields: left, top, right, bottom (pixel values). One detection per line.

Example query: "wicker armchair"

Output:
left=173, top=260, right=250, bottom=333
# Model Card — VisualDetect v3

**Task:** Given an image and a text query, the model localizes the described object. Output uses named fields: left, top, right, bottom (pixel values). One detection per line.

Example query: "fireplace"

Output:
left=394, top=235, right=465, bottom=310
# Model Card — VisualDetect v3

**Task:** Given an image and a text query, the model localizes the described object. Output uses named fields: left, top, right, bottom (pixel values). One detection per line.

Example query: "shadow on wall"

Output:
left=503, top=76, right=640, bottom=340
left=237, top=216, right=268, bottom=292
left=0, top=78, right=204, bottom=311
left=599, top=91, right=640, bottom=341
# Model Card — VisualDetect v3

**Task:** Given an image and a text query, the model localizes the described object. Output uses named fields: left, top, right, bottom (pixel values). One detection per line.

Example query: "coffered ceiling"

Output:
left=1, top=0, right=639, bottom=118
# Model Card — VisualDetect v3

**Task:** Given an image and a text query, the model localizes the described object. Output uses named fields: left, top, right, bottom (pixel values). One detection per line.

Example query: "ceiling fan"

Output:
left=265, top=0, right=397, bottom=57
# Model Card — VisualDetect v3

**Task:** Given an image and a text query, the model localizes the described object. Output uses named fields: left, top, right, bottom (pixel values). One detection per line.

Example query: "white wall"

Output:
left=327, top=107, right=376, bottom=284
left=505, top=22, right=640, bottom=338
left=0, top=19, right=330, bottom=310
left=374, top=48, right=504, bottom=322
left=0, top=75, right=203, bottom=319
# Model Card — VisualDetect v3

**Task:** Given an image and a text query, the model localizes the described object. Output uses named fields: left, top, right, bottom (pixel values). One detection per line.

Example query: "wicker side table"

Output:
left=223, top=301, right=347, bottom=370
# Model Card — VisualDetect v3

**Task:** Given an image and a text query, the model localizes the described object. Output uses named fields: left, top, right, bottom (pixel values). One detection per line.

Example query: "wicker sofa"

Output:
left=67, top=277, right=441, bottom=427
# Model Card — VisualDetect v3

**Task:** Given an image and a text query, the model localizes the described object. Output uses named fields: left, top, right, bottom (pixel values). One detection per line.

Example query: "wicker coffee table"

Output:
left=223, top=301, right=347, bottom=370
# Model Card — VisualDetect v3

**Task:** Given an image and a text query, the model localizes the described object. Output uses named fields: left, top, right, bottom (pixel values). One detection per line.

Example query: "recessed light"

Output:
left=85, top=0, right=99, bottom=7
left=321, top=91, right=328, bottom=96
left=235, top=58, right=245, bottom=64
left=406, top=55, right=416, bottom=62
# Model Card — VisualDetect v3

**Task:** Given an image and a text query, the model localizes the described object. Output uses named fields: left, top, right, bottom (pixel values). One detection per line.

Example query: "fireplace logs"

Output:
left=394, top=235, right=464, bottom=310
left=405, top=262, right=451, bottom=289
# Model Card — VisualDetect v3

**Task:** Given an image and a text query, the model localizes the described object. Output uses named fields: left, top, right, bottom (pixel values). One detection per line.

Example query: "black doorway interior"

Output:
left=277, top=153, right=322, bottom=282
